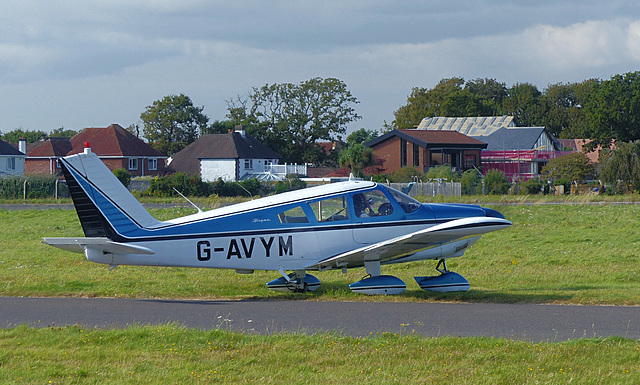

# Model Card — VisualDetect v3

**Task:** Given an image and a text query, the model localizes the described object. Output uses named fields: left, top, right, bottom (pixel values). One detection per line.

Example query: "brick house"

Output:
left=25, top=124, right=167, bottom=176
left=67, top=124, right=167, bottom=177
left=23, top=137, right=73, bottom=175
left=364, top=129, right=487, bottom=174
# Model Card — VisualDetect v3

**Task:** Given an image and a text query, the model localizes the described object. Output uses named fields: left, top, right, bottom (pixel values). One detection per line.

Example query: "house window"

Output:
left=464, top=155, right=476, bottom=169
left=148, top=158, right=157, bottom=171
left=128, top=158, right=138, bottom=170
left=400, top=139, right=407, bottom=167
left=413, top=143, right=420, bottom=167
left=6, top=157, right=16, bottom=170
left=244, top=159, right=253, bottom=170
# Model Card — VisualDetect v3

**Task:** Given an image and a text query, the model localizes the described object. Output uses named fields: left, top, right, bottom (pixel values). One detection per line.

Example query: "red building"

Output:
left=364, top=129, right=487, bottom=174
left=25, top=124, right=167, bottom=177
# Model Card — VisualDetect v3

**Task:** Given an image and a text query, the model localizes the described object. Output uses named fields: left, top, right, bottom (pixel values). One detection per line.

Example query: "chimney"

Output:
left=234, top=124, right=246, bottom=138
left=18, top=138, right=26, bottom=154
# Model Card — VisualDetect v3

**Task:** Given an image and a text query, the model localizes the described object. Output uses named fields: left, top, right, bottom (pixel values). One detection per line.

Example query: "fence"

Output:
left=388, top=181, right=461, bottom=197
left=0, top=177, right=70, bottom=199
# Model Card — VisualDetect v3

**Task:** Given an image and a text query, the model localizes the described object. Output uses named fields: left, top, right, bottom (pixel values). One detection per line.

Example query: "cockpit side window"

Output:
left=277, top=205, right=310, bottom=223
left=382, top=185, right=421, bottom=213
left=353, top=190, right=394, bottom=218
left=310, top=196, right=349, bottom=222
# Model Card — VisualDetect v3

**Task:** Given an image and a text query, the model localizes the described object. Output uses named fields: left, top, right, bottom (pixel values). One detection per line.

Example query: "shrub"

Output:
left=461, top=169, right=482, bottom=195
left=484, top=169, right=510, bottom=195
left=425, top=165, right=460, bottom=181
left=519, top=178, right=543, bottom=195
left=113, top=169, right=131, bottom=188
left=273, top=175, right=306, bottom=194
left=389, top=167, right=423, bottom=183
left=147, top=173, right=211, bottom=197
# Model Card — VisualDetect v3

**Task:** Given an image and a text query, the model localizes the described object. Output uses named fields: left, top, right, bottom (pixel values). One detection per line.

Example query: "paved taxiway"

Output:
left=1, top=297, right=638, bottom=341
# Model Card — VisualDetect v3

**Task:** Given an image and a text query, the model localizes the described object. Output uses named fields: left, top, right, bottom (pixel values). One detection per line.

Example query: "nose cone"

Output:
left=482, top=207, right=506, bottom=219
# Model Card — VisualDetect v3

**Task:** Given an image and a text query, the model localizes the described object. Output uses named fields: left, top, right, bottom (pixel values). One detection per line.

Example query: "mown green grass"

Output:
left=0, top=324, right=638, bottom=384
left=1, top=203, right=640, bottom=304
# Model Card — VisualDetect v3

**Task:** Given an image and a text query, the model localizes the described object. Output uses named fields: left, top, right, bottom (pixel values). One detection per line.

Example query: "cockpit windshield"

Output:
left=381, top=185, right=421, bottom=213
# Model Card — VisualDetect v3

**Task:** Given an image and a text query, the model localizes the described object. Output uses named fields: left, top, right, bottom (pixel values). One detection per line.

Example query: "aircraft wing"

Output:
left=42, top=237, right=155, bottom=255
left=308, top=217, right=511, bottom=271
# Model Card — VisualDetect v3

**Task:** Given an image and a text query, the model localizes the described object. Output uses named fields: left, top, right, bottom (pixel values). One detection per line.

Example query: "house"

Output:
left=23, top=137, right=73, bottom=176
left=0, top=139, right=26, bottom=176
left=416, top=116, right=567, bottom=180
left=67, top=124, right=167, bottom=177
left=364, top=129, right=487, bottom=174
left=168, top=127, right=284, bottom=182
left=558, top=139, right=604, bottom=163
left=479, top=127, right=567, bottom=180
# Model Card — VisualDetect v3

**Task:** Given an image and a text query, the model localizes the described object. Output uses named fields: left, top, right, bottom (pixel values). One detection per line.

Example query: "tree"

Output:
left=392, top=77, right=507, bottom=130
left=1, top=128, right=47, bottom=143
left=584, top=72, right=640, bottom=147
left=503, top=83, right=545, bottom=127
left=345, top=128, right=379, bottom=148
left=541, top=152, right=594, bottom=184
left=540, top=80, right=596, bottom=139
left=338, top=144, right=376, bottom=176
left=229, top=77, right=360, bottom=164
left=140, top=94, right=209, bottom=156
left=50, top=127, right=78, bottom=137
left=599, top=141, right=640, bottom=192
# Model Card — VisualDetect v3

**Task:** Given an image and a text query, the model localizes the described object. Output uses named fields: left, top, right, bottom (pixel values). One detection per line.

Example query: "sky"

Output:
left=2, top=1, right=640, bottom=137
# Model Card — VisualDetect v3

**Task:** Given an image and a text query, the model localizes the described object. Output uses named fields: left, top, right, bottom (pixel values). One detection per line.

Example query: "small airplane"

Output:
left=44, top=146, right=511, bottom=295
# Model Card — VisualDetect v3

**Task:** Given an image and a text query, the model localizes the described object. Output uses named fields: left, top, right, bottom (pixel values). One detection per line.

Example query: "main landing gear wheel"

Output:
left=266, top=271, right=321, bottom=293
left=414, top=259, right=470, bottom=292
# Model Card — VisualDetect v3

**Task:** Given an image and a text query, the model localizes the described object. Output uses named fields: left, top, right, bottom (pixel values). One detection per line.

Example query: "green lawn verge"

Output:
left=1, top=204, right=640, bottom=304
left=0, top=324, right=638, bottom=384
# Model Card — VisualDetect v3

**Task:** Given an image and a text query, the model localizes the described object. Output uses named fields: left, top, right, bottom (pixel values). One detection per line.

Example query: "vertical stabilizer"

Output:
left=61, top=147, right=161, bottom=237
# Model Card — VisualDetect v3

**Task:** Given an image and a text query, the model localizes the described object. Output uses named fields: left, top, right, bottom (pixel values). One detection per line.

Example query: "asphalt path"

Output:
left=1, top=297, right=638, bottom=341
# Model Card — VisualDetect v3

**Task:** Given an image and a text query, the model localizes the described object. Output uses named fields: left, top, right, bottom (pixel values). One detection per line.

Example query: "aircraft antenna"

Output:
left=235, top=182, right=254, bottom=200
left=172, top=188, right=203, bottom=213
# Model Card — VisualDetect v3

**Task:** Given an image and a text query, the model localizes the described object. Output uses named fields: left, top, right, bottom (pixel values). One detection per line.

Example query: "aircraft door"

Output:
left=352, top=190, right=400, bottom=244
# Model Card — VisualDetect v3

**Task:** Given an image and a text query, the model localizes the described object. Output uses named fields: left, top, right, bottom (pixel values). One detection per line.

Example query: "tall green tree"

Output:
left=541, top=152, right=594, bottom=184
left=584, top=72, right=640, bottom=147
left=503, top=83, right=545, bottom=127
left=338, top=143, right=376, bottom=177
left=1, top=128, right=47, bottom=143
left=599, top=141, right=640, bottom=192
left=140, top=94, right=209, bottom=156
left=229, top=77, right=360, bottom=164
left=393, top=77, right=507, bottom=129
left=541, top=80, right=597, bottom=139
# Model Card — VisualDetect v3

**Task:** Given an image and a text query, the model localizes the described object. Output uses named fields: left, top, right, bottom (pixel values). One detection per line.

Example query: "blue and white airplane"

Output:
left=44, top=147, right=511, bottom=295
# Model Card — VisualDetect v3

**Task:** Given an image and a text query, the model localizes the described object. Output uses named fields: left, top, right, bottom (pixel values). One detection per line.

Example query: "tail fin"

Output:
left=60, top=147, right=161, bottom=238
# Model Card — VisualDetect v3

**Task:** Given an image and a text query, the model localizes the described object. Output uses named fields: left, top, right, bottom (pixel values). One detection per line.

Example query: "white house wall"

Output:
left=200, top=159, right=236, bottom=182
left=0, top=156, right=25, bottom=176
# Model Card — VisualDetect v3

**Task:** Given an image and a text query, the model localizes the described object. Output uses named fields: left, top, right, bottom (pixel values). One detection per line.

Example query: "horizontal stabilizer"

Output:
left=43, top=237, right=155, bottom=255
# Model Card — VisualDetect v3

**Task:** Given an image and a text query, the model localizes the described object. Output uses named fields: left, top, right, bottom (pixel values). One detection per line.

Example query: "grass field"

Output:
left=1, top=202, right=639, bottom=304
left=0, top=324, right=638, bottom=384
left=1, top=201, right=640, bottom=383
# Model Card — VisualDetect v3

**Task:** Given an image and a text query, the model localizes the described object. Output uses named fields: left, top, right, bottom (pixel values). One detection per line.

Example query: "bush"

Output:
left=425, top=165, right=460, bottom=181
left=147, top=173, right=212, bottom=197
left=0, top=175, right=68, bottom=199
left=553, top=178, right=571, bottom=194
left=273, top=175, right=307, bottom=194
left=461, top=169, right=482, bottom=195
left=389, top=167, right=423, bottom=183
left=519, top=178, right=543, bottom=195
left=113, top=169, right=131, bottom=188
left=484, top=169, right=510, bottom=195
